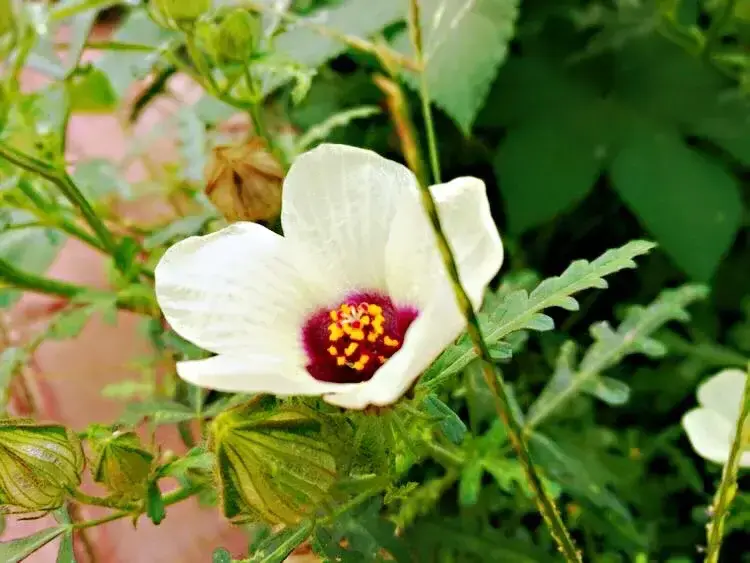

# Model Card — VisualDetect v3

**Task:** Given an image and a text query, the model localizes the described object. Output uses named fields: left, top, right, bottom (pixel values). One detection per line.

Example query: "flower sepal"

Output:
left=209, top=397, right=338, bottom=524
left=0, top=418, right=84, bottom=513
left=87, top=425, right=154, bottom=500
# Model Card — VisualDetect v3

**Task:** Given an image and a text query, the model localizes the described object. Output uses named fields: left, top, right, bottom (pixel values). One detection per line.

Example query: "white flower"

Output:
left=682, top=369, right=750, bottom=466
left=155, top=144, right=503, bottom=409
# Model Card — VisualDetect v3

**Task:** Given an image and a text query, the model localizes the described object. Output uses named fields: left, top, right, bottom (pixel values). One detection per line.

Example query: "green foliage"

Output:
left=395, top=0, right=520, bottom=132
left=1, top=0, right=750, bottom=561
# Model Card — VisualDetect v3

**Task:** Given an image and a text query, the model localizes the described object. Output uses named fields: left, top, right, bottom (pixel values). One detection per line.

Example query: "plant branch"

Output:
left=704, top=363, right=750, bottom=563
left=0, top=142, right=118, bottom=255
left=407, top=2, right=581, bottom=561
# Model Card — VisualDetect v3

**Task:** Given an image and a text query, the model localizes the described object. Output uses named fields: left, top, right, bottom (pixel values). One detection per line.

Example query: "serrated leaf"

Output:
left=296, top=105, right=381, bottom=151
left=529, top=432, right=646, bottom=550
left=422, top=394, right=467, bottom=444
left=420, top=240, right=656, bottom=387
left=394, top=0, right=520, bottom=132
left=528, top=284, right=707, bottom=422
left=610, top=124, right=742, bottom=281
left=0, top=526, right=67, bottom=563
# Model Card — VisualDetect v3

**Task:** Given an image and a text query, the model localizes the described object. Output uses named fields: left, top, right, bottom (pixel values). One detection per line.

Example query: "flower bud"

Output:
left=209, top=398, right=337, bottom=525
left=0, top=419, right=84, bottom=512
left=150, top=0, right=211, bottom=30
left=212, top=8, right=261, bottom=63
left=87, top=425, right=154, bottom=499
left=205, top=138, right=284, bottom=224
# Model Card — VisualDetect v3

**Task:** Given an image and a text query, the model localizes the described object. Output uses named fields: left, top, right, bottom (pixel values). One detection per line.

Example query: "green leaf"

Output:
left=528, top=284, right=708, bottom=424
left=0, top=216, right=67, bottom=308
left=71, top=159, right=131, bottom=202
left=0, top=348, right=29, bottom=400
left=529, top=433, right=646, bottom=550
left=420, top=240, right=656, bottom=387
left=422, top=394, right=467, bottom=444
left=119, top=400, right=196, bottom=426
left=47, top=307, right=92, bottom=340
left=143, top=213, right=213, bottom=250
left=272, top=0, right=404, bottom=86
left=175, top=108, right=207, bottom=184
left=394, top=0, right=520, bottom=132
left=495, top=109, right=607, bottom=233
left=296, top=105, right=381, bottom=152
left=0, top=526, right=67, bottom=563
left=68, top=69, right=118, bottom=113
left=145, top=480, right=166, bottom=525
left=94, top=11, right=174, bottom=98
left=458, top=460, right=483, bottom=506
left=212, top=548, right=232, bottom=563
left=610, top=124, right=742, bottom=281
left=248, top=519, right=314, bottom=563
left=53, top=507, right=77, bottom=563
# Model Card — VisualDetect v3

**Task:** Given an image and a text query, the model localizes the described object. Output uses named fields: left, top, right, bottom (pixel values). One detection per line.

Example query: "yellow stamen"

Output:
left=384, top=336, right=399, bottom=347
left=350, top=329, right=365, bottom=341
left=353, top=354, right=371, bottom=371
left=327, top=345, right=338, bottom=356
left=328, top=323, right=344, bottom=341
left=368, top=304, right=382, bottom=315
left=329, top=310, right=339, bottom=321
left=344, top=342, right=359, bottom=356
left=367, top=332, right=378, bottom=343
left=336, top=357, right=346, bottom=366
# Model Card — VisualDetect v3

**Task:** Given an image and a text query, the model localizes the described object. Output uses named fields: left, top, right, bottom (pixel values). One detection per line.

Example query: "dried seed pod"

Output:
left=205, top=138, right=284, bottom=224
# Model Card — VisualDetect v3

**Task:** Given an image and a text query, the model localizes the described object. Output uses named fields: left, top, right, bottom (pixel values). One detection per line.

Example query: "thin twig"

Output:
left=407, top=2, right=581, bottom=560
left=704, top=364, right=750, bottom=563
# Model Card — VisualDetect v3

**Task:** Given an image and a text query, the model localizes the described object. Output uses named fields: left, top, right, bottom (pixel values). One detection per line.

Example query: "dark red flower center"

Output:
left=301, top=291, right=419, bottom=384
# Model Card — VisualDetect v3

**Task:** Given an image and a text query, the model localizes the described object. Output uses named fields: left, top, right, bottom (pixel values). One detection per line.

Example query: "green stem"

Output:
left=185, top=33, right=219, bottom=94
left=704, top=363, right=750, bottom=563
left=0, top=143, right=118, bottom=255
left=243, top=64, right=289, bottom=170
left=73, top=483, right=205, bottom=530
left=408, top=2, right=580, bottom=560
left=0, top=257, right=84, bottom=300
left=659, top=330, right=749, bottom=368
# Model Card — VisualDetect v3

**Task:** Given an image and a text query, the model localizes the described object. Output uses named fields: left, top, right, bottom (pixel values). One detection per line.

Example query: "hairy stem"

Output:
left=704, top=364, right=750, bottom=563
left=408, top=2, right=581, bottom=560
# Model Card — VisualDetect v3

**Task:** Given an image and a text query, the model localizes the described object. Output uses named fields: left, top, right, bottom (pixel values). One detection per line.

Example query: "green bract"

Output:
left=0, top=419, right=84, bottom=513
left=209, top=398, right=337, bottom=525
left=212, top=8, right=261, bottom=63
left=88, top=425, right=154, bottom=499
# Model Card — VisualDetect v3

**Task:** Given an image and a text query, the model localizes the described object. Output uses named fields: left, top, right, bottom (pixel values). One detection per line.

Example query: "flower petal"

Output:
left=682, top=408, right=733, bottom=465
left=281, top=144, right=418, bottom=300
left=177, top=355, right=354, bottom=395
left=327, top=178, right=503, bottom=409
left=697, top=369, right=747, bottom=424
left=155, top=222, right=319, bottom=358
left=385, top=177, right=504, bottom=309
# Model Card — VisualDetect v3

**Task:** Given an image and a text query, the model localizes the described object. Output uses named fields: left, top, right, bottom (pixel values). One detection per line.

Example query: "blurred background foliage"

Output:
left=1, top=0, right=750, bottom=561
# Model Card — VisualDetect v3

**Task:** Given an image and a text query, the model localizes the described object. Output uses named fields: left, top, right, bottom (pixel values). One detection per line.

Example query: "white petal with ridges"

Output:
left=178, top=355, right=354, bottom=395
left=281, top=144, right=418, bottom=301
left=682, top=408, right=734, bottom=465
left=385, top=177, right=503, bottom=309
left=328, top=179, right=503, bottom=409
left=697, top=369, right=747, bottom=424
left=155, top=222, right=319, bottom=359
